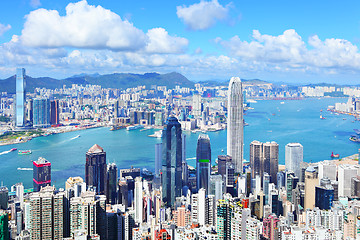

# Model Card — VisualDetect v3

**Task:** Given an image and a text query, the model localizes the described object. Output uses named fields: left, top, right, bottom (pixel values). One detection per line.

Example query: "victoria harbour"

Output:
left=0, top=97, right=356, bottom=189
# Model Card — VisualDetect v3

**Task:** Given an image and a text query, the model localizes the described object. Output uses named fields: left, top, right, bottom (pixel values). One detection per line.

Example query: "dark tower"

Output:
left=85, top=144, right=107, bottom=195
left=33, top=157, right=51, bottom=192
left=107, top=163, right=118, bottom=204
left=50, top=99, right=60, bottom=126
left=196, top=134, right=211, bottom=193
left=161, top=117, right=182, bottom=207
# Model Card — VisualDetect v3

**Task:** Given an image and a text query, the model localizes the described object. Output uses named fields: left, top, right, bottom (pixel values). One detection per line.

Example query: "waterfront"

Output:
left=0, top=97, right=358, bottom=189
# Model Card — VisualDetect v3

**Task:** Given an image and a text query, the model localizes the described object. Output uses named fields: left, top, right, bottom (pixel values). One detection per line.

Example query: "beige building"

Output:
left=304, top=166, right=318, bottom=210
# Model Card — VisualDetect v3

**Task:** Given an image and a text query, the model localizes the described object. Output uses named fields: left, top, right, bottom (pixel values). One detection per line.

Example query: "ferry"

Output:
left=10, top=148, right=17, bottom=152
left=148, top=130, right=162, bottom=138
left=349, top=135, right=360, bottom=143
left=110, top=125, right=125, bottom=131
left=18, top=150, right=32, bottom=155
left=331, top=152, right=340, bottom=158
left=320, top=115, right=326, bottom=120
left=126, top=125, right=144, bottom=131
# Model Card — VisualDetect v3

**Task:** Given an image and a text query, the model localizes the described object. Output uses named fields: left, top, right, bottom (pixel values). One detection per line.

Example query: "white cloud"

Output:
left=176, top=0, right=230, bottom=31
left=145, top=28, right=188, bottom=54
left=21, top=0, right=147, bottom=51
left=30, top=0, right=41, bottom=8
left=0, top=23, right=11, bottom=36
left=218, top=29, right=360, bottom=73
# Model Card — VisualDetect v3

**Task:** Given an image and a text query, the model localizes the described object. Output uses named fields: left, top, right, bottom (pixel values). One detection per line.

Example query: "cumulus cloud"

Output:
left=218, top=29, right=360, bottom=72
left=0, top=23, right=11, bottom=36
left=145, top=28, right=188, bottom=54
left=21, top=0, right=147, bottom=51
left=177, top=0, right=230, bottom=30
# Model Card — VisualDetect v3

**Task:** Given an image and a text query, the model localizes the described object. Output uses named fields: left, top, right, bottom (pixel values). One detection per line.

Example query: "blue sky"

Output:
left=1, top=0, right=360, bottom=84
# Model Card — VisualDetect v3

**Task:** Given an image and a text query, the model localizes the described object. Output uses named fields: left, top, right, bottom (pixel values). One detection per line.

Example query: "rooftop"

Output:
left=88, top=144, right=104, bottom=153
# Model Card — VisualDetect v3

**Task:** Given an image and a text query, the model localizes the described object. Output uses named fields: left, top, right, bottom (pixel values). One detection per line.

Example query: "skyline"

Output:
left=0, top=1, right=360, bottom=83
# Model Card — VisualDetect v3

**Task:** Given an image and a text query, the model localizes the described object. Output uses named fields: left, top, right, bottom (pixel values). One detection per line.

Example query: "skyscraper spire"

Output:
left=227, top=77, right=244, bottom=173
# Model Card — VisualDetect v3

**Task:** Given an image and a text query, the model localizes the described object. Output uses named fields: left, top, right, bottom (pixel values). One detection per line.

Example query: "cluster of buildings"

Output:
left=1, top=72, right=360, bottom=239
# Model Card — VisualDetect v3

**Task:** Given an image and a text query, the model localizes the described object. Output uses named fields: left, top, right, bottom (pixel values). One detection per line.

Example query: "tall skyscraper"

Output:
left=227, top=77, right=244, bottom=173
left=15, top=68, right=26, bottom=128
left=192, top=94, right=202, bottom=117
left=0, top=210, right=9, bottom=240
left=250, top=141, right=279, bottom=184
left=196, top=134, right=211, bottom=192
left=155, top=143, right=162, bottom=178
left=161, top=117, right=182, bottom=207
left=285, top=143, right=303, bottom=178
left=182, top=135, right=188, bottom=187
left=134, top=177, right=143, bottom=223
left=33, top=98, right=51, bottom=128
left=85, top=144, right=107, bottom=195
left=33, top=157, right=51, bottom=192
left=106, top=163, right=118, bottom=205
left=50, top=99, right=60, bottom=126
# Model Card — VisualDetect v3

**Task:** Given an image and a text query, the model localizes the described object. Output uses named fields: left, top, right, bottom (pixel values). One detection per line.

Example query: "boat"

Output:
left=320, top=115, right=326, bottom=120
left=331, top=152, right=340, bottom=158
left=280, top=102, right=285, bottom=104
left=18, top=150, right=32, bottom=155
left=148, top=130, right=162, bottom=138
left=110, top=125, right=125, bottom=131
left=10, top=148, right=17, bottom=152
left=126, top=125, right=144, bottom=131
left=354, top=129, right=360, bottom=135
left=349, top=135, right=360, bottom=142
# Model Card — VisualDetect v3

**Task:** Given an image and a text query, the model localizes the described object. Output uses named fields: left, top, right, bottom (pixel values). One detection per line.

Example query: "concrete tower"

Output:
left=227, top=77, right=243, bottom=173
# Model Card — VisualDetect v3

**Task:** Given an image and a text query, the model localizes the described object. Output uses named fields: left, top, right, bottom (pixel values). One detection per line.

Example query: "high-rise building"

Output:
left=161, top=117, right=182, bottom=207
left=196, top=134, right=211, bottom=192
left=106, top=163, right=118, bottom=205
left=315, top=179, right=334, bottom=210
left=0, top=187, right=8, bottom=210
left=250, top=141, right=279, bottom=184
left=227, top=77, right=243, bottom=173
left=33, top=157, right=51, bottom=192
left=216, top=199, right=232, bottom=240
left=70, top=191, right=107, bottom=239
left=192, top=94, right=202, bottom=117
left=27, top=99, right=33, bottom=124
left=0, top=210, right=9, bottom=240
left=134, top=177, right=143, bottom=223
left=50, top=100, right=60, bottom=126
left=304, top=166, right=318, bottom=210
left=285, top=143, right=303, bottom=178
left=181, top=135, right=188, bottom=187
left=218, top=155, right=232, bottom=178
left=85, top=144, right=107, bottom=195
left=338, top=164, right=358, bottom=197
left=155, top=143, right=162, bottom=178
left=15, top=68, right=26, bottom=128
left=29, top=186, right=64, bottom=240
left=33, top=98, right=51, bottom=128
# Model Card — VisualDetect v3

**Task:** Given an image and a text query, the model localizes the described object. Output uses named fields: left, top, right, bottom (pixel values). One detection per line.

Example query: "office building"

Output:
left=192, top=94, right=202, bottom=117
left=161, top=117, right=182, bottom=207
left=0, top=210, right=9, bottom=240
left=304, top=166, right=318, bottom=210
left=182, top=135, right=188, bottom=187
left=351, top=176, right=360, bottom=197
left=107, top=163, right=118, bottom=205
left=134, top=177, right=143, bottom=223
left=227, top=77, right=244, bottom=173
left=196, top=134, right=211, bottom=192
left=285, top=143, right=303, bottom=178
left=50, top=100, right=60, bottom=125
left=250, top=140, right=262, bottom=180
left=218, top=155, right=232, bottom=178
left=15, top=68, right=26, bottom=128
left=85, top=144, right=107, bottom=195
left=33, top=157, right=51, bottom=192
left=263, top=141, right=279, bottom=185
left=29, top=186, right=64, bottom=240
left=0, top=187, right=8, bottom=210
left=338, top=164, right=358, bottom=197
left=155, top=143, right=162, bottom=177
left=33, top=98, right=51, bottom=128
left=315, top=179, right=334, bottom=210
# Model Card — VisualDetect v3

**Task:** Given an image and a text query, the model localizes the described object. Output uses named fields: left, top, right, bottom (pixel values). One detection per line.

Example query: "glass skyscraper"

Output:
left=33, top=98, right=51, bottom=128
left=227, top=77, right=244, bottom=173
left=285, top=143, right=303, bottom=178
left=15, top=68, right=26, bottom=128
left=196, top=134, right=211, bottom=193
left=85, top=144, right=107, bottom=196
left=33, top=157, right=51, bottom=192
left=161, top=117, right=182, bottom=207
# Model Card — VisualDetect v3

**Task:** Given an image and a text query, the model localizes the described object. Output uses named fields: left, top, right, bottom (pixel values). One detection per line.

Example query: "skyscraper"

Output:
left=33, top=98, right=51, bottom=128
left=285, top=143, right=303, bottom=178
left=0, top=210, right=9, bottom=240
left=134, top=177, right=143, bottom=223
left=15, top=68, right=26, bottom=128
left=106, top=163, right=118, bottom=205
left=50, top=99, right=60, bottom=126
left=85, top=144, right=107, bottom=195
left=155, top=143, right=162, bottom=178
left=227, top=77, right=243, bottom=173
left=33, top=157, right=51, bottom=192
left=161, top=117, right=182, bottom=207
left=196, top=134, right=211, bottom=192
